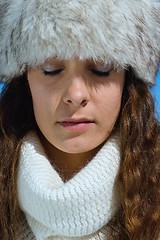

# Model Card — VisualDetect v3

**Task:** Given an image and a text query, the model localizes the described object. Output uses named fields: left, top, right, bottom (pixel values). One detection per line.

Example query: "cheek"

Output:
left=27, top=72, right=58, bottom=129
left=28, top=83, right=50, bottom=128
left=97, top=86, right=123, bottom=124
left=101, top=100, right=121, bottom=123
left=30, top=86, right=45, bottom=110
left=30, top=88, right=62, bottom=134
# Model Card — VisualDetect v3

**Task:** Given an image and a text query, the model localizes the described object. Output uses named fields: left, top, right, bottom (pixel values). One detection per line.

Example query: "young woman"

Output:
left=0, top=0, right=160, bottom=239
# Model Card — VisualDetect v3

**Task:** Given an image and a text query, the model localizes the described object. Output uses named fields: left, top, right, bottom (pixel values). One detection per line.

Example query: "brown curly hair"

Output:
left=0, top=68, right=160, bottom=239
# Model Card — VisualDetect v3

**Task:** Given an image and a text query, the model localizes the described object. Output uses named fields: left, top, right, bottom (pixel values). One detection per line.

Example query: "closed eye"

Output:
left=90, top=69, right=112, bottom=77
left=43, top=69, right=63, bottom=76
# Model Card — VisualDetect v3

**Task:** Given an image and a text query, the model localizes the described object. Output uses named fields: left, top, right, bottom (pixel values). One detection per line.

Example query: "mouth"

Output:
left=57, top=118, right=95, bottom=131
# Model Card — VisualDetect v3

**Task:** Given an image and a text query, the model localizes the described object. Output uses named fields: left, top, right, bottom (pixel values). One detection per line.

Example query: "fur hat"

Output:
left=0, top=0, right=160, bottom=83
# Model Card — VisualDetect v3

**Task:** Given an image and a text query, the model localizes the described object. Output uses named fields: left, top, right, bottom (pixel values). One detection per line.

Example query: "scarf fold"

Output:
left=17, top=132, right=120, bottom=240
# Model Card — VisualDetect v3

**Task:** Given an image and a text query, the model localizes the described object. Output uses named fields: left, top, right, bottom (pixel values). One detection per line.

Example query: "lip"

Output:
left=57, top=118, right=95, bottom=132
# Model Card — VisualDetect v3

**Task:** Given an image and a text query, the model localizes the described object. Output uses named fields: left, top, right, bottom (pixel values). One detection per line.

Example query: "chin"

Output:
left=59, top=142, right=101, bottom=154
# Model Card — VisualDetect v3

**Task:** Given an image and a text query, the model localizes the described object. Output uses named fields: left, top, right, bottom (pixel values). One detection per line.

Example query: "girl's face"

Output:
left=27, top=58, right=125, bottom=154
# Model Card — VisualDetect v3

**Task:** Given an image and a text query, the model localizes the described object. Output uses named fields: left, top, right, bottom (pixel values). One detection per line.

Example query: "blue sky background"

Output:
left=0, top=66, right=160, bottom=119
left=150, top=65, right=160, bottom=120
left=0, top=82, right=4, bottom=91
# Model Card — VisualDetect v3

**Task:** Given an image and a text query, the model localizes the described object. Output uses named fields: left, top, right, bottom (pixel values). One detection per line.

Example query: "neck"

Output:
left=39, top=132, right=103, bottom=181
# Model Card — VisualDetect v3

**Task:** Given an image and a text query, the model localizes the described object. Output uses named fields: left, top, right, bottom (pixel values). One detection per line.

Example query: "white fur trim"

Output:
left=0, top=0, right=160, bottom=83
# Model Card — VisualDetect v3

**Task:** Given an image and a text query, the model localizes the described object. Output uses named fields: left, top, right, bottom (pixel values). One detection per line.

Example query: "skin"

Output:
left=27, top=57, right=125, bottom=180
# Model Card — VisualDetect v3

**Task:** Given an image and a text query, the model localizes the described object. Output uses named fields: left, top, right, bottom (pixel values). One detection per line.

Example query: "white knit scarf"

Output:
left=17, top=132, right=120, bottom=240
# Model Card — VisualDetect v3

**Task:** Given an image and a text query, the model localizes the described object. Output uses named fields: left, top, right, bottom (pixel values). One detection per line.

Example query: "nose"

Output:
left=63, top=76, right=90, bottom=107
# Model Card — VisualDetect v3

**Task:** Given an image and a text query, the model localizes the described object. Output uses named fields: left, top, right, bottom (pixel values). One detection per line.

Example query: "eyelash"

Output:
left=90, top=69, right=111, bottom=77
left=43, top=69, right=63, bottom=76
left=43, top=68, right=112, bottom=77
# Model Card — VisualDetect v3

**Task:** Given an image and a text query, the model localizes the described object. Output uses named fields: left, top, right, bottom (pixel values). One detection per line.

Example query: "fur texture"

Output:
left=0, top=0, right=160, bottom=83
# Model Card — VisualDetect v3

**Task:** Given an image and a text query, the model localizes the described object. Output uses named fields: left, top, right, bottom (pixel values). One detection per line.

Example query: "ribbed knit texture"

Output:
left=17, top=132, right=120, bottom=240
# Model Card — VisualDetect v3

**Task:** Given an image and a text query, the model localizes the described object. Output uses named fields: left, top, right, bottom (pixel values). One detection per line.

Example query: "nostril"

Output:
left=81, top=100, right=88, bottom=107
left=67, top=99, right=72, bottom=104
left=65, top=98, right=88, bottom=107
